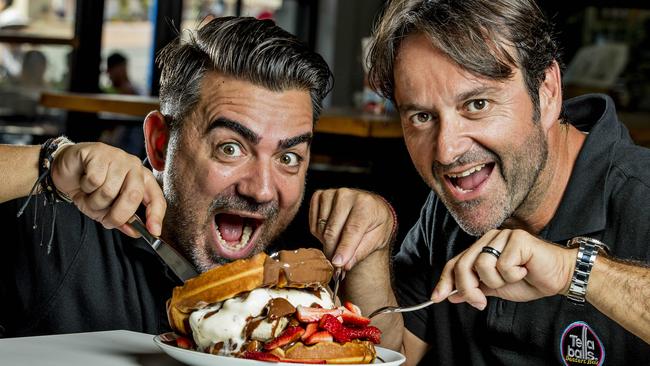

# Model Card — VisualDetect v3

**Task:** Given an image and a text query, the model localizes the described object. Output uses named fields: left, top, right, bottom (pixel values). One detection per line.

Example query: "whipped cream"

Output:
left=190, top=286, right=334, bottom=354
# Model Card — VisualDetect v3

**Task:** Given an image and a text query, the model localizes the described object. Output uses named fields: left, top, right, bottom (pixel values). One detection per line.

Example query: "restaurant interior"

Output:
left=1, top=0, right=649, bottom=245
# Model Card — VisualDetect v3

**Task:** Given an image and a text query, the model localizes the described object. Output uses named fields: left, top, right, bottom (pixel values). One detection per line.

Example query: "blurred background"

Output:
left=0, top=0, right=649, bottom=245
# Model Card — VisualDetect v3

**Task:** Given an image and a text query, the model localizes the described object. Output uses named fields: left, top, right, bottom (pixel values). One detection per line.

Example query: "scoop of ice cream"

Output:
left=189, top=286, right=334, bottom=354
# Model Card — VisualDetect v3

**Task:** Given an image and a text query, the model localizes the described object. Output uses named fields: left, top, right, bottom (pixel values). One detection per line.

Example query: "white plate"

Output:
left=154, top=334, right=406, bottom=366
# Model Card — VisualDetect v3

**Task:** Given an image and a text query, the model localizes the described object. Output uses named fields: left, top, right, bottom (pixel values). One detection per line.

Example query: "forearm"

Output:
left=342, top=247, right=404, bottom=351
left=0, top=145, right=40, bottom=203
left=587, top=255, right=650, bottom=343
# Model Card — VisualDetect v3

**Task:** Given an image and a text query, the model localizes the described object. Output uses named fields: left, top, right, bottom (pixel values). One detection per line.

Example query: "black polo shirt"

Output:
left=0, top=197, right=181, bottom=337
left=394, top=94, right=650, bottom=365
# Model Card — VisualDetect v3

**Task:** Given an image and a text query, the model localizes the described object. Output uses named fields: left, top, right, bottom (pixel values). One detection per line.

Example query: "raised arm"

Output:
left=0, top=141, right=166, bottom=238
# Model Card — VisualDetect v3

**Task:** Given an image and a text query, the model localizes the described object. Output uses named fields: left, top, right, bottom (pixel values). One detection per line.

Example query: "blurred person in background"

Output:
left=104, top=51, right=139, bottom=95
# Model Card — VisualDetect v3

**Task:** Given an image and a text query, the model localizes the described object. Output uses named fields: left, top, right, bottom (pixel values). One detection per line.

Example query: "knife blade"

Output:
left=128, top=215, right=198, bottom=282
left=332, top=267, right=344, bottom=303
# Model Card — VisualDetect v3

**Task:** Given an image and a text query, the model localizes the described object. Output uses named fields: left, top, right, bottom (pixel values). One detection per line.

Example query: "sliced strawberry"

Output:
left=340, top=307, right=371, bottom=327
left=319, top=314, right=351, bottom=343
left=319, top=314, right=381, bottom=344
left=348, top=325, right=382, bottom=344
left=295, top=305, right=342, bottom=323
left=344, top=301, right=362, bottom=316
left=264, top=326, right=305, bottom=350
left=175, top=336, right=194, bottom=349
left=305, top=330, right=334, bottom=345
left=301, top=322, right=319, bottom=341
left=241, top=351, right=280, bottom=362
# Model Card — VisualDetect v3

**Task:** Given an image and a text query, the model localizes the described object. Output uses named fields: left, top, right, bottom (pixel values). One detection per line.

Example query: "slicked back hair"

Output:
left=368, top=0, right=562, bottom=121
left=157, top=16, right=333, bottom=131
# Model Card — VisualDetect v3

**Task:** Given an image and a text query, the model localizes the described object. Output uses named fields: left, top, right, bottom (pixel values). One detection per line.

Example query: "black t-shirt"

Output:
left=394, top=94, right=650, bottom=365
left=0, top=196, right=181, bottom=337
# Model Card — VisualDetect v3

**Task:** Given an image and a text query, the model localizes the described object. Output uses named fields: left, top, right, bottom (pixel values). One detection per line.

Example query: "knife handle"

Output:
left=127, top=215, right=157, bottom=245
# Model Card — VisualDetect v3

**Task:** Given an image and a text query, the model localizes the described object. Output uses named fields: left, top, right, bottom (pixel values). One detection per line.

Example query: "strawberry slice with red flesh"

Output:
left=301, top=322, right=319, bottom=341
left=319, top=314, right=381, bottom=344
left=264, top=326, right=305, bottom=350
left=340, top=307, right=371, bottom=327
left=344, top=301, right=362, bottom=315
left=175, top=336, right=194, bottom=349
left=242, top=351, right=281, bottom=362
left=295, top=306, right=343, bottom=323
left=305, top=330, right=334, bottom=345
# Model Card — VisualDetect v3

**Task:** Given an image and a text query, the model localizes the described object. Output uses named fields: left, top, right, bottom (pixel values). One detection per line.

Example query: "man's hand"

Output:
left=431, top=229, right=576, bottom=309
left=309, top=188, right=395, bottom=270
left=51, top=142, right=166, bottom=238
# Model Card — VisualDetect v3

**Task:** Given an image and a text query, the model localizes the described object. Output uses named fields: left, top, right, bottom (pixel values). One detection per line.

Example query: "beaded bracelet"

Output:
left=377, top=194, right=399, bottom=243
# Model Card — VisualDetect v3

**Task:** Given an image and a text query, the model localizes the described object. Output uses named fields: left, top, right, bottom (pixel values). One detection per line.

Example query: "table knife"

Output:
left=128, top=215, right=198, bottom=282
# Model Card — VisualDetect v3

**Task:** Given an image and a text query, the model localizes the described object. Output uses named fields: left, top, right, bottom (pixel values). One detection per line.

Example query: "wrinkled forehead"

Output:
left=182, top=72, right=314, bottom=139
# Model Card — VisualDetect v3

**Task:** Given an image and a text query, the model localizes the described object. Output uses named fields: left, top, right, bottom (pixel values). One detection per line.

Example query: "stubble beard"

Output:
left=162, top=170, right=294, bottom=272
left=434, top=122, right=549, bottom=237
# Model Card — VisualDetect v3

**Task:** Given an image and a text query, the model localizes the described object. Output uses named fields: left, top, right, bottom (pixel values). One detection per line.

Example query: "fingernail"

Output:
left=430, top=289, right=439, bottom=301
left=332, top=254, right=343, bottom=266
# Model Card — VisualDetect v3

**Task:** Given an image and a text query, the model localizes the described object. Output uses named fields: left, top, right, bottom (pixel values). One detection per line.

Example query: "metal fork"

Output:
left=367, top=289, right=458, bottom=318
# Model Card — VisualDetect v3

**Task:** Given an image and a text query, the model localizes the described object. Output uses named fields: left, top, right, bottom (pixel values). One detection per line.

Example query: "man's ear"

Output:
left=538, top=60, right=563, bottom=132
left=143, top=111, right=169, bottom=171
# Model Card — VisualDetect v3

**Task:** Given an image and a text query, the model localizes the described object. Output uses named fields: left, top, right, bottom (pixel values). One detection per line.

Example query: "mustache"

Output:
left=208, top=194, right=279, bottom=218
left=433, top=148, right=502, bottom=172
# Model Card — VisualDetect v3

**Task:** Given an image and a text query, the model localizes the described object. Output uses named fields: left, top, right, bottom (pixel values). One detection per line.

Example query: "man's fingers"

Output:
left=473, top=230, right=511, bottom=289
left=142, top=171, right=165, bottom=237
left=431, top=256, right=459, bottom=302
left=103, top=169, right=144, bottom=229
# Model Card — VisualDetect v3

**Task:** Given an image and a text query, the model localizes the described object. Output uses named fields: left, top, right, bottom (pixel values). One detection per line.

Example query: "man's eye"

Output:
left=218, top=142, right=242, bottom=157
left=279, top=152, right=301, bottom=167
left=410, top=112, right=433, bottom=124
left=466, top=99, right=489, bottom=112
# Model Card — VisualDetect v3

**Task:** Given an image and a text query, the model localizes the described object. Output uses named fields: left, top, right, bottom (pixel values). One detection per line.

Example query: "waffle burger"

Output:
left=165, top=248, right=381, bottom=364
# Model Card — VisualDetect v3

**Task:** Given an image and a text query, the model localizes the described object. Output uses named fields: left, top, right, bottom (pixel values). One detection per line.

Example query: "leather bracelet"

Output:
left=39, top=136, right=74, bottom=203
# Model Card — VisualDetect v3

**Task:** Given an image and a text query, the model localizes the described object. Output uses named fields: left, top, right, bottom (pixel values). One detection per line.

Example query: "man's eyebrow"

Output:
left=279, top=133, right=313, bottom=150
left=206, top=117, right=260, bottom=144
left=456, top=86, right=500, bottom=103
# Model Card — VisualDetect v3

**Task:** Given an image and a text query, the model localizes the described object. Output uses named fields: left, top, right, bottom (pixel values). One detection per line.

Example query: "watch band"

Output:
left=565, top=237, right=606, bottom=304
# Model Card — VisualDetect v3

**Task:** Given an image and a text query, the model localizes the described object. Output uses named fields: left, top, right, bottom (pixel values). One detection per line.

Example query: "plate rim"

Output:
left=153, top=333, right=406, bottom=366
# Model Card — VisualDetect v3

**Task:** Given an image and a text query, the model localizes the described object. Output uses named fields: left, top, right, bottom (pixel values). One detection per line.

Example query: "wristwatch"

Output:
left=565, top=237, right=608, bottom=304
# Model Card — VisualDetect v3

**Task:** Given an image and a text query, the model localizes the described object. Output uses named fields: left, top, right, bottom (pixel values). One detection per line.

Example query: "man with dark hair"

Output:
left=105, top=51, right=139, bottom=95
left=331, top=0, right=650, bottom=364
left=0, top=17, right=395, bottom=337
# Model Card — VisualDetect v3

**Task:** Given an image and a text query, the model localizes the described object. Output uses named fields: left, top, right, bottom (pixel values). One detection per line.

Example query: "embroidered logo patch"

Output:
left=560, top=321, right=605, bottom=366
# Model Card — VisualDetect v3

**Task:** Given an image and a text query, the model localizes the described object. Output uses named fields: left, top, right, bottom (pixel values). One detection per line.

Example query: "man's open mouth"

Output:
left=213, top=213, right=263, bottom=258
left=445, top=162, right=495, bottom=194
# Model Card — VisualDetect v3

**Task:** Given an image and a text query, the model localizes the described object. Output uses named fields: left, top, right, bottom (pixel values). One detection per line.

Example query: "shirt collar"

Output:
left=542, top=94, right=628, bottom=243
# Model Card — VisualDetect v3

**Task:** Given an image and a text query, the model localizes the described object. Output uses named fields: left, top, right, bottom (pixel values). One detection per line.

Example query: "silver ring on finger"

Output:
left=480, top=246, right=501, bottom=259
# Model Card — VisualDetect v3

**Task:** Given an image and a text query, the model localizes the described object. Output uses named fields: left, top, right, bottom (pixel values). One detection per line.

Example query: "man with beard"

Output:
left=331, top=0, right=650, bottom=365
left=0, top=17, right=395, bottom=337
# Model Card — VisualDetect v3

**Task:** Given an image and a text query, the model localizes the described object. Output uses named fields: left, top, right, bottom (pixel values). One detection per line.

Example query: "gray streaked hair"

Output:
left=368, top=0, right=563, bottom=121
left=157, top=16, right=333, bottom=131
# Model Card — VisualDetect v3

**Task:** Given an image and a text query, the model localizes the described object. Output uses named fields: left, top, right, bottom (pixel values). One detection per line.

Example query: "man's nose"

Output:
left=434, top=115, right=473, bottom=166
left=237, top=159, right=275, bottom=203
